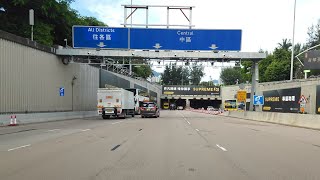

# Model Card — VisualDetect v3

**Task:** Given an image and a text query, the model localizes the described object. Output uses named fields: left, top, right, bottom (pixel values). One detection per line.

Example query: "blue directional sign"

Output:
left=73, top=26, right=129, bottom=49
left=253, top=95, right=264, bottom=105
left=72, top=26, right=242, bottom=51
left=60, top=87, right=65, bottom=97
left=130, top=28, right=242, bottom=51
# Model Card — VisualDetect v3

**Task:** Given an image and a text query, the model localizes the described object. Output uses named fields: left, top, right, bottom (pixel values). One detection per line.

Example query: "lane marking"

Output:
left=187, top=121, right=191, bottom=125
left=112, top=121, right=123, bottom=125
left=111, top=144, right=121, bottom=151
left=195, top=129, right=199, bottom=132
left=81, top=129, right=91, bottom=132
left=216, top=144, right=227, bottom=152
left=48, top=129, right=60, bottom=132
left=8, top=144, right=31, bottom=152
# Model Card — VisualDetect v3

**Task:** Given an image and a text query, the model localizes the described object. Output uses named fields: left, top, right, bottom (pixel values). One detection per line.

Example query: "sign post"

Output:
left=237, top=90, right=247, bottom=111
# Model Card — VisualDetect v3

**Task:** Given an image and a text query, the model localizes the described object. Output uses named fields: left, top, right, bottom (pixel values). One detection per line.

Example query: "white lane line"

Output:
left=8, top=144, right=31, bottom=152
left=187, top=121, right=191, bottom=125
left=216, top=144, right=227, bottom=152
left=195, top=129, right=199, bottom=132
left=48, top=129, right=60, bottom=132
left=81, top=129, right=91, bottom=132
left=112, top=121, right=123, bottom=125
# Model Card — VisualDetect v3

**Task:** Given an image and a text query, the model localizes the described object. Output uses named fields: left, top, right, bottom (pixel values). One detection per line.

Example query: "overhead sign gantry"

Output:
left=73, top=26, right=242, bottom=51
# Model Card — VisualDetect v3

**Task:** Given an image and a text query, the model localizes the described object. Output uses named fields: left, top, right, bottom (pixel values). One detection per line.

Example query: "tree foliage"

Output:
left=189, top=63, right=204, bottom=85
left=133, top=65, right=153, bottom=79
left=0, top=0, right=105, bottom=46
left=161, top=63, right=205, bottom=85
left=220, top=68, right=242, bottom=85
left=161, top=64, right=190, bottom=85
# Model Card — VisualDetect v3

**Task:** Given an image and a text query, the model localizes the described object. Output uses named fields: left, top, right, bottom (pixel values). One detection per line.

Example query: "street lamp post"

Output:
left=290, top=0, right=297, bottom=81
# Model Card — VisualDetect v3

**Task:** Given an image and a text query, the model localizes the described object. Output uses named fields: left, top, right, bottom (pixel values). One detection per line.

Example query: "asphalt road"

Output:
left=1, top=110, right=320, bottom=180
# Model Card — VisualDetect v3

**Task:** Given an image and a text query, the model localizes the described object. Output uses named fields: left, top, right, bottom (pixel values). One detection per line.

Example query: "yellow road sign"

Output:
left=237, top=90, right=247, bottom=102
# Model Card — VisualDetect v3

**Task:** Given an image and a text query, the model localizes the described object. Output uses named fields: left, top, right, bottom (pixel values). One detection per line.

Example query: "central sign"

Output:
left=162, top=85, right=220, bottom=96
left=73, top=26, right=242, bottom=51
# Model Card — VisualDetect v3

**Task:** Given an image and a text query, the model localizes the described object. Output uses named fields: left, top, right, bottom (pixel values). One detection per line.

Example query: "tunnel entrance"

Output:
left=161, top=98, right=186, bottom=109
left=190, top=99, right=222, bottom=109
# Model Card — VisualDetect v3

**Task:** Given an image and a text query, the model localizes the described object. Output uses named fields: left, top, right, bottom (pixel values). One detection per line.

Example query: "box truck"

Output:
left=97, top=88, right=135, bottom=119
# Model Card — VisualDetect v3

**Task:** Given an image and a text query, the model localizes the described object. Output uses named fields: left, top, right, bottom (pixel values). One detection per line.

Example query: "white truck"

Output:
left=97, top=88, right=135, bottom=119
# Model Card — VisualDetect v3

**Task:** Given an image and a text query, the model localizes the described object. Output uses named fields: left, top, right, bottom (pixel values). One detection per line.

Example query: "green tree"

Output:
left=133, top=65, right=153, bottom=79
left=220, top=68, right=242, bottom=85
left=0, top=0, right=105, bottom=46
left=160, top=64, right=190, bottom=85
left=189, top=63, right=204, bottom=85
left=259, top=55, right=273, bottom=82
left=161, top=65, right=172, bottom=85
left=278, top=39, right=292, bottom=51
left=240, top=61, right=252, bottom=83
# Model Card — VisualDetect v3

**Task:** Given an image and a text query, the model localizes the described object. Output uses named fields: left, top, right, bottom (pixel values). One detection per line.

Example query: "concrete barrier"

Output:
left=226, top=111, right=320, bottom=129
left=0, top=111, right=97, bottom=126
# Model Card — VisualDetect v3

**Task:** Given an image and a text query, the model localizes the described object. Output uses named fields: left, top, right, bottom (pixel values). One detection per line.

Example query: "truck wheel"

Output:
left=132, top=113, right=135, bottom=117
left=121, top=112, right=126, bottom=119
left=102, top=115, right=110, bottom=119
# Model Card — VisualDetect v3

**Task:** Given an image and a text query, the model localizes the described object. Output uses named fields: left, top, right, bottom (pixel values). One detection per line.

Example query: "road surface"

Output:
left=1, top=110, right=320, bottom=180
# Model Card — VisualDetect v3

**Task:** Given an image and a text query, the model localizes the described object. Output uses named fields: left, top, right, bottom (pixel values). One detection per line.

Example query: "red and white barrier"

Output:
left=9, top=115, right=18, bottom=126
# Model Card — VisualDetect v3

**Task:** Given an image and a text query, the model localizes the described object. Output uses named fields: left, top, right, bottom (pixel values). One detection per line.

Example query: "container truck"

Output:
left=97, top=88, right=135, bottom=119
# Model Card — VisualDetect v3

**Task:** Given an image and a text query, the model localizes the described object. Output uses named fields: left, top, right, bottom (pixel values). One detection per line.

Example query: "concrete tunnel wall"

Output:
left=221, top=78, right=320, bottom=114
left=0, top=32, right=99, bottom=114
left=0, top=30, right=162, bottom=114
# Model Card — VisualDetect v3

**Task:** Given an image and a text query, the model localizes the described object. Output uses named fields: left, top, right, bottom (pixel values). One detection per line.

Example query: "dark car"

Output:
left=140, top=102, right=160, bottom=118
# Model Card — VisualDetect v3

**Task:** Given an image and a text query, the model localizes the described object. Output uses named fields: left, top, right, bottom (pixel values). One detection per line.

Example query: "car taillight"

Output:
left=151, top=107, right=156, bottom=110
left=140, top=107, right=146, bottom=110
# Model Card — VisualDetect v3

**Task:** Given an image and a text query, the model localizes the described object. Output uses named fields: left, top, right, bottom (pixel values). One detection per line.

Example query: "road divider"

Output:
left=225, top=111, right=320, bottom=130
left=187, top=108, right=224, bottom=116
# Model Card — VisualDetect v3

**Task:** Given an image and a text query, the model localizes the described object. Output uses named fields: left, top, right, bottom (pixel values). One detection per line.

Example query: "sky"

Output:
left=71, top=0, right=320, bottom=81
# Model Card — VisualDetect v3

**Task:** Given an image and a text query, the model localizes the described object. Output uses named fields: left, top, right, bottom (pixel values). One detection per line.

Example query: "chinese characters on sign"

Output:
left=163, top=87, right=191, bottom=91
left=304, top=50, right=320, bottom=70
left=177, top=30, right=193, bottom=43
left=262, top=88, right=301, bottom=113
left=92, top=34, right=112, bottom=41
left=162, top=86, right=220, bottom=96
